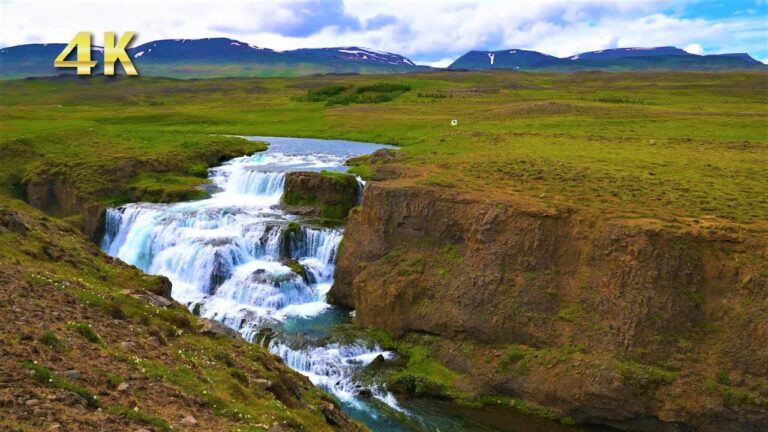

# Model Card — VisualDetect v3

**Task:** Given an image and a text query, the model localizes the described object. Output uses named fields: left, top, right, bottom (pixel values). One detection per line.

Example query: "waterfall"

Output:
left=223, top=170, right=285, bottom=196
left=100, top=138, right=403, bottom=425
left=270, top=341, right=400, bottom=411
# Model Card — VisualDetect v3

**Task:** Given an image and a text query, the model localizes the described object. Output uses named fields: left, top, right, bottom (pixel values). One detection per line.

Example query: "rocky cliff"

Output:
left=331, top=181, right=768, bottom=431
left=282, top=171, right=359, bottom=220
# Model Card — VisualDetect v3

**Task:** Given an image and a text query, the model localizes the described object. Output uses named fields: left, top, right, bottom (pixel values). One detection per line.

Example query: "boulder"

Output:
left=198, top=318, right=242, bottom=341
left=282, top=171, right=359, bottom=220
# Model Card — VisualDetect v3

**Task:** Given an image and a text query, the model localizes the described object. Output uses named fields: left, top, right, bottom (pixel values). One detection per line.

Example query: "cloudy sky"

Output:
left=1, top=0, right=766, bottom=65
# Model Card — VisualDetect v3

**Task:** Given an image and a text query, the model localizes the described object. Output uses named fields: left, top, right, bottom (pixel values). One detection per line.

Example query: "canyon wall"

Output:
left=331, top=181, right=768, bottom=430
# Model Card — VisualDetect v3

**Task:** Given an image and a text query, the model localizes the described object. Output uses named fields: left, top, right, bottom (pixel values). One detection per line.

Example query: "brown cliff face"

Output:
left=282, top=171, right=359, bottom=220
left=331, top=181, right=768, bottom=430
left=24, top=173, right=106, bottom=242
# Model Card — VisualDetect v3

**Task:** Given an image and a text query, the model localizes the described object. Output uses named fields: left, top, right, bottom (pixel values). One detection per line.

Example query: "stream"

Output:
left=100, top=136, right=610, bottom=432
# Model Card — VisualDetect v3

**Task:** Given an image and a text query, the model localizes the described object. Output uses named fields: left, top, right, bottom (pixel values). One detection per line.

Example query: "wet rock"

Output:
left=254, top=327, right=275, bottom=346
left=180, top=415, right=198, bottom=427
left=199, top=318, right=242, bottom=341
left=369, top=354, right=386, bottom=368
left=282, top=259, right=309, bottom=283
left=208, top=250, right=235, bottom=294
left=356, top=388, right=373, bottom=399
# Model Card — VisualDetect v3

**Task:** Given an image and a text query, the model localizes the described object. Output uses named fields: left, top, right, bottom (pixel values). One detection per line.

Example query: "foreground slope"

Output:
left=0, top=199, right=364, bottom=432
left=1, top=70, right=766, bottom=431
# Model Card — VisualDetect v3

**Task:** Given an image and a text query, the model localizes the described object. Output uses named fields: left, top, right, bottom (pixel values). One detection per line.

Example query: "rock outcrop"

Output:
left=282, top=171, right=359, bottom=220
left=331, top=181, right=768, bottom=431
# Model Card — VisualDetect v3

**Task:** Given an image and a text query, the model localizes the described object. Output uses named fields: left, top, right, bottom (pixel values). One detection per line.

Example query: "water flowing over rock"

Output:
left=101, top=137, right=400, bottom=428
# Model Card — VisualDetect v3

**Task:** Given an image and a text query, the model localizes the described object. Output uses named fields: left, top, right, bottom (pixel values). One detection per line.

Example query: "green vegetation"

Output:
left=355, top=83, right=411, bottom=93
left=295, top=82, right=411, bottom=105
left=388, top=344, right=462, bottom=397
left=1, top=71, right=765, bottom=227
left=22, top=361, right=101, bottom=408
left=108, top=405, right=173, bottom=432
left=66, top=321, right=104, bottom=345
left=555, top=303, right=581, bottom=323
left=303, top=85, right=348, bottom=101
left=705, top=378, right=768, bottom=409
left=38, top=330, right=67, bottom=351
left=614, top=359, right=679, bottom=386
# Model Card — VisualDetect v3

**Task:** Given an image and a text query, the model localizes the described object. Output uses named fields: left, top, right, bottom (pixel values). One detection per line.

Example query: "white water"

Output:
left=101, top=137, right=402, bottom=416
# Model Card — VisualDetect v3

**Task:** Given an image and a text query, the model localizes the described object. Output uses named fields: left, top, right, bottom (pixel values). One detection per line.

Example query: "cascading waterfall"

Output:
left=101, top=137, right=403, bottom=428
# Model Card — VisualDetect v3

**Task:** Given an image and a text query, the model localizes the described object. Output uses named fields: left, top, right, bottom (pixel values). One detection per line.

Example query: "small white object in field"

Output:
left=451, top=119, right=458, bottom=126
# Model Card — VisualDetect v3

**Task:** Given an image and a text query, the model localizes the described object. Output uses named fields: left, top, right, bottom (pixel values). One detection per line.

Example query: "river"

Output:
left=100, top=136, right=611, bottom=432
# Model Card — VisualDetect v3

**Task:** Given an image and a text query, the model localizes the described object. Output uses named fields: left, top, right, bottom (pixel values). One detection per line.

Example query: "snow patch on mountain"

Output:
left=335, top=47, right=413, bottom=65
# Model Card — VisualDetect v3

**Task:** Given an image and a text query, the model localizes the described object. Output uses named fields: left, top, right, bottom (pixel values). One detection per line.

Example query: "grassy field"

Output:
left=0, top=71, right=766, bottom=226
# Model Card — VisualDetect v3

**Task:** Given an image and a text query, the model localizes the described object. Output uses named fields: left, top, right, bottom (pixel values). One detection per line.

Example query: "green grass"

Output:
left=387, top=344, right=462, bottom=397
left=108, top=405, right=173, bottom=432
left=66, top=321, right=104, bottom=345
left=38, top=330, right=67, bottom=351
left=295, top=82, right=412, bottom=106
left=1, top=71, right=765, bottom=226
left=22, top=361, right=101, bottom=408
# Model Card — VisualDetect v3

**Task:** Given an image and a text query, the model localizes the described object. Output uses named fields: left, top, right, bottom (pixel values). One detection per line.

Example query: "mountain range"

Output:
left=0, top=37, right=427, bottom=79
left=0, top=38, right=763, bottom=79
left=448, top=46, right=765, bottom=72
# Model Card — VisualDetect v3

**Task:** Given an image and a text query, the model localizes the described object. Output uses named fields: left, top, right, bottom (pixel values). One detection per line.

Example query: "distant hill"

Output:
left=449, top=46, right=765, bottom=72
left=0, top=38, right=428, bottom=79
left=1, top=39, right=764, bottom=79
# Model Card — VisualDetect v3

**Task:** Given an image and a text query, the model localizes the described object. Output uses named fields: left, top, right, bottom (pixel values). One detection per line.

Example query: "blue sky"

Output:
left=1, top=0, right=766, bottom=65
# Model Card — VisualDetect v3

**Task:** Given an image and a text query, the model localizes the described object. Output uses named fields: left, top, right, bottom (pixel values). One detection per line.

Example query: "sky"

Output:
left=1, top=0, right=766, bottom=66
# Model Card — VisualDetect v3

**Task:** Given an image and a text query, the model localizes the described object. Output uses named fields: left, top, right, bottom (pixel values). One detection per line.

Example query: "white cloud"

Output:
left=0, top=0, right=765, bottom=65
left=419, top=58, right=455, bottom=68
left=684, top=43, right=704, bottom=55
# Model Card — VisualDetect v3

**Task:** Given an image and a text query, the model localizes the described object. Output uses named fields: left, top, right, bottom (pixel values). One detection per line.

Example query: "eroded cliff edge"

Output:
left=330, top=181, right=768, bottom=431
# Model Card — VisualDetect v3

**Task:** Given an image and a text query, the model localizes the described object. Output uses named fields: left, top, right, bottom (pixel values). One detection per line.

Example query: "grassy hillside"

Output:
left=0, top=198, right=363, bottom=432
